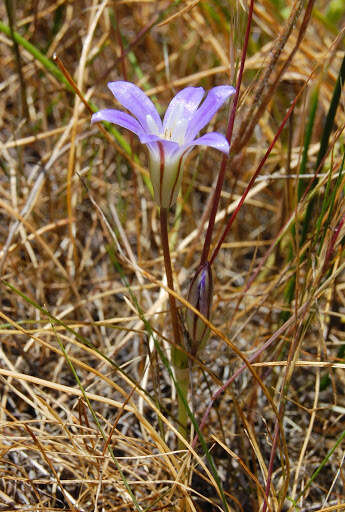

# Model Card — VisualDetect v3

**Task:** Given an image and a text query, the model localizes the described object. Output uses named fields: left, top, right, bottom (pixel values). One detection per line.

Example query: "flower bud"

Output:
left=185, top=262, right=213, bottom=356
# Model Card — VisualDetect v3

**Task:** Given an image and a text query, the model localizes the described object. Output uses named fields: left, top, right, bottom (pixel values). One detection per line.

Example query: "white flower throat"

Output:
left=146, top=102, right=189, bottom=146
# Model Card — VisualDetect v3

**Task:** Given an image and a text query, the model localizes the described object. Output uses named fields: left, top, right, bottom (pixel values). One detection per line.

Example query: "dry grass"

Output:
left=1, top=1, right=345, bottom=510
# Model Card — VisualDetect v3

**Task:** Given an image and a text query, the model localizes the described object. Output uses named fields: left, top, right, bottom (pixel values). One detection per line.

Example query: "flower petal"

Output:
left=185, top=85, right=235, bottom=142
left=107, top=81, right=162, bottom=134
left=92, top=108, right=142, bottom=134
left=185, top=132, right=230, bottom=154
left=91, top=109, right=161, bottom=144
left=163, top=87, right=204, bottom=143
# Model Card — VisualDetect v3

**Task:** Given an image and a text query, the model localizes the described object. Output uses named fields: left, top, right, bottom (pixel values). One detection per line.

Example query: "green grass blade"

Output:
left=0, top=20, right=135, bottom=157
left=289, top=427, right=345, bottom=508
left=297, top=85, right=319, bottom=200
left=301, top=53, right=345, bottom=244
left=280, top=85, right=319, bottom=323
left=283, top=56, right=344, bottom=322
left=317, top=150, right=345, bottom=251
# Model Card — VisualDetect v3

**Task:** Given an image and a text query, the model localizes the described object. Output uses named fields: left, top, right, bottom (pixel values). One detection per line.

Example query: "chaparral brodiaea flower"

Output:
left=91, top=81, right=235, bottom=208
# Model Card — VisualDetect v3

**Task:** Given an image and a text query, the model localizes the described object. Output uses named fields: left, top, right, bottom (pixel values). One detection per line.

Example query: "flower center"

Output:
left=146, top=105, right=190, bottom=146
left=163, top=102, right=189, bottom=145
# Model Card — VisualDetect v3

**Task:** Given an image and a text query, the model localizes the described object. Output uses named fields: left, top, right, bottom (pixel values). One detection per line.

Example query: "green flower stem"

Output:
left=159, top=207, right=188, bottom=441
left=175, top=367, right=189, bottom=441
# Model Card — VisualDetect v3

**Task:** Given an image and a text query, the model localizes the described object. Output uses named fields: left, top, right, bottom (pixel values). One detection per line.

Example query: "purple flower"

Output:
left=91, top=81, right=235, bottom=208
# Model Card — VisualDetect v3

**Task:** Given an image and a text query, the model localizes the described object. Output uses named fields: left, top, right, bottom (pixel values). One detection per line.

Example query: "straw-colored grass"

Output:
left=1, top=1, right=345, bottom=510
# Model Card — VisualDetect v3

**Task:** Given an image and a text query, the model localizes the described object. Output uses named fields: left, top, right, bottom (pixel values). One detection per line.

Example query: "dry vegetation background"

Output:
left=1, top=0, right=345, bottom=511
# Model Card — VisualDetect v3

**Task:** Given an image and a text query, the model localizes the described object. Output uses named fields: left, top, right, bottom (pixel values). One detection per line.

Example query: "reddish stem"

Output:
left=159, top=207, right=182, bottom=352
left=200, top=0, right=255, bottom=266
left=230, top=121, right=344, bottom=327
left=192, top=299, right=310, bottom=449
left=210, top=84, right=306, bottom=266
left=322, top=212, right=345, bottom=275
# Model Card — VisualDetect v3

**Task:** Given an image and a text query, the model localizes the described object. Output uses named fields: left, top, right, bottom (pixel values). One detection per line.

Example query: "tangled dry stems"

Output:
left=1, top=1, right=345, bottom=510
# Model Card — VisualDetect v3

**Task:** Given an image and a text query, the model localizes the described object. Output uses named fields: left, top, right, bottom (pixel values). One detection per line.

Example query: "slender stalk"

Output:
left=200, top=0, right=255, bottom=266
left=159, top=207, right=188, bottom=439
left=262, top=323, right=307, bottom=512
left=175, top=367, right=189, bottom=441
left=210, top=83, right=306, bottom=266
left=159, top=208, right=181, bottom=350
left=263, top=419, right=280, bottom=512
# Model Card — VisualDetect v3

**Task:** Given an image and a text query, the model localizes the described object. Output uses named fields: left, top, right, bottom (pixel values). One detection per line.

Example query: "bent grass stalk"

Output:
left=189, top=83, right=310, bottom=506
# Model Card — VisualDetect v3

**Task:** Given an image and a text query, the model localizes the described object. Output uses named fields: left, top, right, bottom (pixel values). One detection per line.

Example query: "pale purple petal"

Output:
left=185, top=132, right=230, bottom=154
left=185, top=85, right=235, bottom=142
left=139, top=132, right=164, bottom=144
left=91, top=108, right=142, bottom=135
left=91, top=109, right=161, bottom=143
left=163, top=87, right=204, bottom=141
left=107, top=81, right=162, bottom=134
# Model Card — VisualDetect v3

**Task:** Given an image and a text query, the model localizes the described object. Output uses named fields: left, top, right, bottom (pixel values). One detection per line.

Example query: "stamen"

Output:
left=164, top=102, right=189, bottom=145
